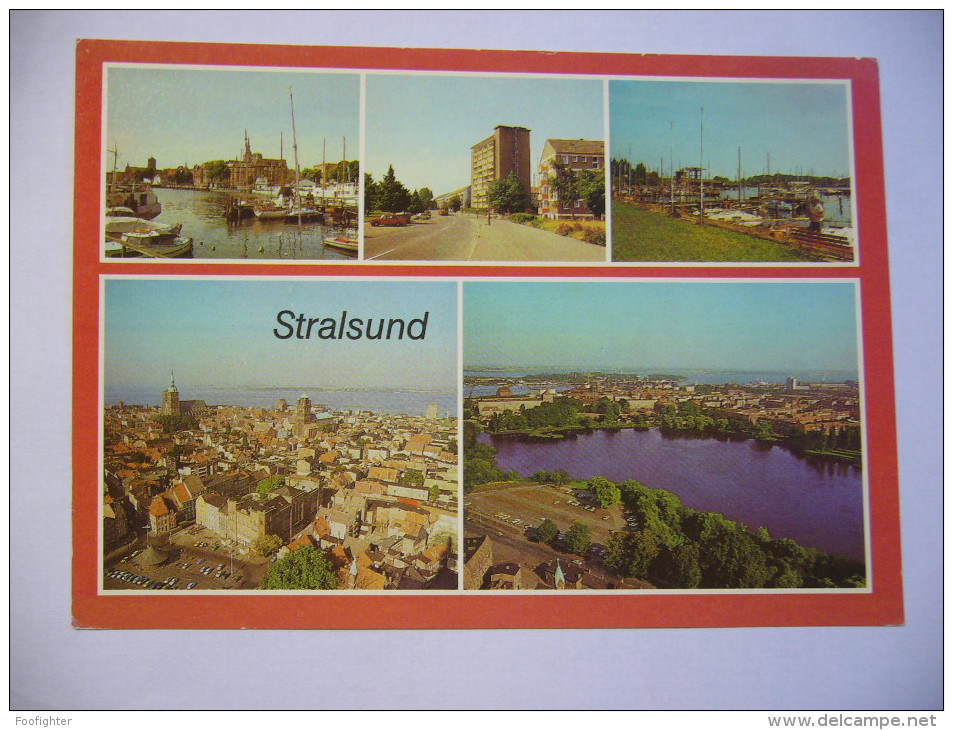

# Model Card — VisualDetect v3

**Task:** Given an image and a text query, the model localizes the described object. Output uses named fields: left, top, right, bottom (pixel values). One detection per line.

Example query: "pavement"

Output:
left=364, top=213, right=606, bottom=262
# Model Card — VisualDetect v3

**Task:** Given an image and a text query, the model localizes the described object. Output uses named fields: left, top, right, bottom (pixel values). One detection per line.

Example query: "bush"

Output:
left=582, top=228, right=607, bottom=246
left=556, top=222, right=577, bottom=236
left=510, top=213, right=537, bottom=225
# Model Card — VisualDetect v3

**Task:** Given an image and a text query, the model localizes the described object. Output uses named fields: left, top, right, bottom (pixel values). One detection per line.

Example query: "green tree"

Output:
left=634, top=161, right=647, bottom=185
left=535, top=518, right=558, bottom=544
left=577, top=168, right=606, bottom=218
left=399, top=469, right=424, bottom=488
left=549, top=159, right=579, bottom=218
left=448, top=194, right=462, bottom=212
left=417, top=187, right=434, bottom=210
left=256, top=475, right=285, bottom=498
left=488, top=171, right=528, bottom=214
left=252, top=533, right=284, bottom=557
left=375, top=165, right=412, bottom=212
left=604, top=528, right=658, bottom=580
left=658, top=542, right=702, bottom=588
left=565, top=521, right=591, bottom=555
left=202, top=159, right=230, bottom=183
left=261, top=545, right=337, bottom=590
left=589, top=475, right=621, bottom=509
left=364, top=172, right=378, bottom=211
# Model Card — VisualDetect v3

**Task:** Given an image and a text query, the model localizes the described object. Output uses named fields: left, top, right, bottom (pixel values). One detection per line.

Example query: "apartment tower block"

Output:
left=470, top=125, right=531, bottom=210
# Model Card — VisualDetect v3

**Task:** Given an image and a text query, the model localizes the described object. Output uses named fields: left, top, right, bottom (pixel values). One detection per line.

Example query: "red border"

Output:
left=73, top=39, right=902, bottom=629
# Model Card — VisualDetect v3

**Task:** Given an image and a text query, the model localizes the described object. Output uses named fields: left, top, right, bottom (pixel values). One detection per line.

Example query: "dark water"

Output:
left=151, top=187, right=355, bottom=261
left=481, top=427, right=865, bottom=561
left=718, top=188, right=852, bottom=226
left=106, top=385, right=456, bottom=418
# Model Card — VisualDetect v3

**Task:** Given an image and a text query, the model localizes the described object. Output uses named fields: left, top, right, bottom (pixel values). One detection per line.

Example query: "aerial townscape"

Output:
left=462, top=280, right=867, bottom=591
left=363, top=75, right=607, bottom=261
left=463, top=372, right=865, bottom=591
left=103, top=378, right=459, bottom=591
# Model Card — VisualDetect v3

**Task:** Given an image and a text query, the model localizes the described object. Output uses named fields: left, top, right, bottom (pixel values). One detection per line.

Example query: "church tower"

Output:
left=160, top=372, right=180, bottom=415
left=554, top=558, right=566, bottom=590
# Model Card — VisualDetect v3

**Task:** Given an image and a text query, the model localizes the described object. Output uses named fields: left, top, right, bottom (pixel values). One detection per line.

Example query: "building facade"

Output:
left=537, top=138, right=605, bottom=219
left=470, top=125, right=531, bottom=210
left=228, top=132, right=291, bottom=190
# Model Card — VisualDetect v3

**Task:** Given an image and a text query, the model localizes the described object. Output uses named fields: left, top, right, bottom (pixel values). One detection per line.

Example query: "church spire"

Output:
left=554, top=558, right=566, bottom=590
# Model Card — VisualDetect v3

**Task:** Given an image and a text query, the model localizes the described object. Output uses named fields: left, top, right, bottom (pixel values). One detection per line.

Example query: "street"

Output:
left=364, top=213, right=606, bottom=262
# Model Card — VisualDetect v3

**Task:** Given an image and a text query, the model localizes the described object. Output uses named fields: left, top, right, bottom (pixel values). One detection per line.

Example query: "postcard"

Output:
left=72, top=40, right=900, bottom=629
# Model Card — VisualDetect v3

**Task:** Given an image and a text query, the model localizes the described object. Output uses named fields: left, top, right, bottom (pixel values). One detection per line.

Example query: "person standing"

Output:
left=807, top=193, right=825, bottom=232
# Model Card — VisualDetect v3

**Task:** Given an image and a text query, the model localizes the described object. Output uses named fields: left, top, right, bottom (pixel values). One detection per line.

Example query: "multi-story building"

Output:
left=228, top=132, right=290, bottom=190
left=470, top=125, right=531, bottom=210
left=537, top=138, right=605, bottom=219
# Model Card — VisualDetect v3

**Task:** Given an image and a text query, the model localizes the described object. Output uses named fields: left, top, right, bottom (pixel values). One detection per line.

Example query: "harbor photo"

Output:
left=363, top=74, right=607, bottom=262
left=103, top=66, right=360, bottom=260
left=610, top=79, right=855, bottom=263
left=463, top=280, right=866, bottom=590
left=102, top=278, right=459, bottom=591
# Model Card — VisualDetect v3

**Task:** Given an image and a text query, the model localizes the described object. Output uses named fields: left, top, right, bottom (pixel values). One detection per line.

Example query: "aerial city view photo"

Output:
left=102, top=279, right=459, bottom=591
left=610, top=79, right=855, bottom=263
left=103, top=66, right=361, bottom=260
left=363, top=73, right=607, bottom=262
left=463, top=280, right=866, bottom=590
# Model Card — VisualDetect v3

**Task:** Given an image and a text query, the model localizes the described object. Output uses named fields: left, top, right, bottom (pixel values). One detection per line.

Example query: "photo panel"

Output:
left=102, top=65, right=360, bottom=262
left=609, top=79, right=856, bottom=264
left=363, top=73, right=608, bottom=263
left=463, top=279, right=868, bottom=591
left=100, top=277, right=460, bottom=592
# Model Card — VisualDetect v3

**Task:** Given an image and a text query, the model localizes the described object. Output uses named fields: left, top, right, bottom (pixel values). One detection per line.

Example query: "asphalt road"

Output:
left=364, top=213, right=607, bottom=262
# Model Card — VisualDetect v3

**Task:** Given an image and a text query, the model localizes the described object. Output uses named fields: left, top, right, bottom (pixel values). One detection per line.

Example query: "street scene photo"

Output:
left=463, top=281, right=867, bottom=590
left=103, top=66, right=360, bottom=260
left=610, top=79, right=855, bottom=262
left=364, top=73, right=607, bottom=262
left=102, top=278, right=459, bottom=591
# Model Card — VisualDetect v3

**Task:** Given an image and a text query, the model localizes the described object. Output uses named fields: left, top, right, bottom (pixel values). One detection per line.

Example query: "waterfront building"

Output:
left=228, top=132, right=291, bottom=190
left=470, top=125, right=531, bottom=210
left=537, top=138, right=605, bottom=219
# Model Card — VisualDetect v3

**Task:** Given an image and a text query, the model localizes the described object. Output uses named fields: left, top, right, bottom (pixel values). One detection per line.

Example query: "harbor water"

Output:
left=150, top=187, right=356, bottom=261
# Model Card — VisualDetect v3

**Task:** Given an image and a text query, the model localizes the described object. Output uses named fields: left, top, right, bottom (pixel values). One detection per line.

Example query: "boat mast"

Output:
left=289, top=86, right=301, bottom=226
left=699, top=106, right=705, bottom=224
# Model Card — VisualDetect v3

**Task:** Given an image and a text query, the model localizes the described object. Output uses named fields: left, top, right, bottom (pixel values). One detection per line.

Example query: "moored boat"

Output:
left=323, top=235, right=358, bottom=254
left=105, top=235, right=193, bottom=259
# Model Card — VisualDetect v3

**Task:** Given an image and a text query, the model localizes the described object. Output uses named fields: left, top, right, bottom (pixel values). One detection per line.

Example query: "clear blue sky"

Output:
left=609, top=79, right=851, bottom=179
left=105, top=278, right=457, bottom=390
left=365, top=73, right=605, bottom=195
left=464, top=280, right=859, bottom=372
left=105, top=66, right=360, bottom=171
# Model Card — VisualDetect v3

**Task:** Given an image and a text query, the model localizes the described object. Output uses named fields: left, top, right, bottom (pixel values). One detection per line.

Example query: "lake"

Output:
left=480, top=427, right=865, bottom=561
left=148, top=187, right=355, bottom=261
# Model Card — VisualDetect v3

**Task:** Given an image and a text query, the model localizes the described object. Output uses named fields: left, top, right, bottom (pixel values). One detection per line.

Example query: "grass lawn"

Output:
left=612, top=201, right=813, bottom=262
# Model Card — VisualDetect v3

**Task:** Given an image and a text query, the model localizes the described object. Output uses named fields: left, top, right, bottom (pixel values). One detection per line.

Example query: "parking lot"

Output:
left=103, top=525, right=270, bottom=591
left=465, top=482, right=625, bottom=547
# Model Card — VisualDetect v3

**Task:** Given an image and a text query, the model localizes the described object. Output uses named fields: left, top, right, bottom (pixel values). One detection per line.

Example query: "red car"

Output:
left=370, top=213, right=407, bottom=227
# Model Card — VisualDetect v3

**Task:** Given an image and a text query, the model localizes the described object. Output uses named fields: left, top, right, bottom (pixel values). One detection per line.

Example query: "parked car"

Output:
left=438, top=208, right=449, bottom=216
left=369, top=213, right=407, bottom=227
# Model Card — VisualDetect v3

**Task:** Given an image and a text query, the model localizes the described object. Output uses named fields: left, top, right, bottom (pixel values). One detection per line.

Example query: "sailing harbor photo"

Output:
left=102, top=66, right=360, bottom=260
left=610, top=79, right=856, bottom=263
